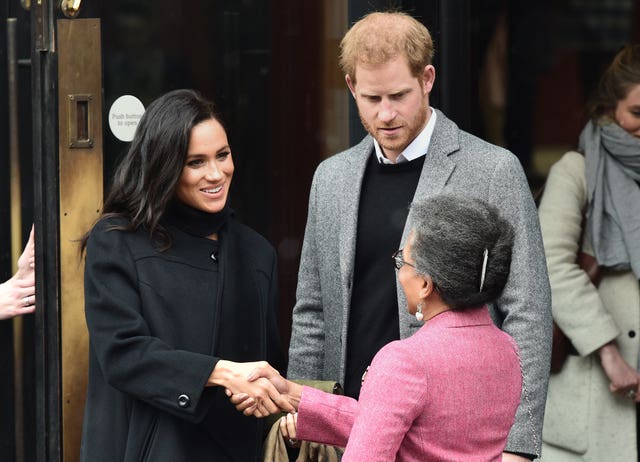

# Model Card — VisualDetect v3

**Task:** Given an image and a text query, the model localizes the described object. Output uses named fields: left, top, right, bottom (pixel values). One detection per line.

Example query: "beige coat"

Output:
left=539, top=151, right=640, bottom=461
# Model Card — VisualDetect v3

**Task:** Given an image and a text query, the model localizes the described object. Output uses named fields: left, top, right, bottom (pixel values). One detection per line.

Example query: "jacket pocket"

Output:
left=542, top=354, right=591, bottom=454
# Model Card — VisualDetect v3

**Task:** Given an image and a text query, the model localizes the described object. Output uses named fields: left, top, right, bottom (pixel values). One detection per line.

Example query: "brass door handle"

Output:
left=67, top=94, right=94, bottom=149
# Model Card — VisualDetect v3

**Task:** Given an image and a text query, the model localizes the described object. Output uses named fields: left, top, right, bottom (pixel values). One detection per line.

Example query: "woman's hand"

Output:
left=16, top=225, right=35, bottom=278
left=0, top=226, right=35, bottom=320
left=208, top=360, right=295, bottom=417
left=598, top=342, right=640, bottom=401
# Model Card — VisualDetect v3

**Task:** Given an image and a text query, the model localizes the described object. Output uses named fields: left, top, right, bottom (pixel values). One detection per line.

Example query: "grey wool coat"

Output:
left=287, top=109, right=553, bottom=458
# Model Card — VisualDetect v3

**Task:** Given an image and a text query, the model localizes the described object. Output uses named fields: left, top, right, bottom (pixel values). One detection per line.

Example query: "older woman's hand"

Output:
left=279, top=412, right=300, bottom=447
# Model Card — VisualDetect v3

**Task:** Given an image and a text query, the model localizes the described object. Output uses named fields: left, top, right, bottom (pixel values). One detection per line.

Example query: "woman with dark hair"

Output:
left=540, top=44, right=640, bottom=461
left=79, top=89, right=292, bottom=462
left=235, top=194, right=522, bottom=461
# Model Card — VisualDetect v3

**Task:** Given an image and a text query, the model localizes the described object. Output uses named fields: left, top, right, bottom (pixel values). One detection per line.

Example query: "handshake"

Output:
left=212, top=360, right=302, bottom=418
left=212, top=360, right=302, bottom=444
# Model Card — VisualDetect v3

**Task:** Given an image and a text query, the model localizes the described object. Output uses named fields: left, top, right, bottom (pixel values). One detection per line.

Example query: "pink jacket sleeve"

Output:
left=295, top=343, right=428, bottom=460
left=296, top=386, right=356, bottom=447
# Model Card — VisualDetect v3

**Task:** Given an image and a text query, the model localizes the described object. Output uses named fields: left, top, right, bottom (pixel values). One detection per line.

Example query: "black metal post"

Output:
left=31, top=0, right=61, bottom=460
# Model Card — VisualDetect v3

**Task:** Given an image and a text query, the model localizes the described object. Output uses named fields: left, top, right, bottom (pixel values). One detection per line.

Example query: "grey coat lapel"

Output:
left=338, top=137, right=373, bottom=312
left=401, top=110, right=459, bottom=244
left=398, top=109, right=460, bottom=337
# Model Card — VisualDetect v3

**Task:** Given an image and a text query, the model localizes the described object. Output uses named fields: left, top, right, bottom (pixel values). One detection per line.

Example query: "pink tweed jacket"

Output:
left=296, top=307, right=522, bottom=461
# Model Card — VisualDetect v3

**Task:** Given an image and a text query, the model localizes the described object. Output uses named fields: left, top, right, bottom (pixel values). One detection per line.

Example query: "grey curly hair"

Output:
left=407, top=195, right=514, bottom=310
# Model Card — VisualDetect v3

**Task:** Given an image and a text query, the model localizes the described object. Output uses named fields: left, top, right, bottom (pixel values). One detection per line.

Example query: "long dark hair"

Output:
left=81, top=89, right=221, bottom=252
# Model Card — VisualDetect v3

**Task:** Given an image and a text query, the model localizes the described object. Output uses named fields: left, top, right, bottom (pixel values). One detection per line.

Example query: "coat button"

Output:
left=629, top=330, right=636, bottom=338
left=177, top=394, right=191, bottom=408
left=210, top=252, right=217, bottom=261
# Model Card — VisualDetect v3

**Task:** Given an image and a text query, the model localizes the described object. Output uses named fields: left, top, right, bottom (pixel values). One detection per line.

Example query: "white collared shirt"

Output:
left=374, top=107, right=437, bottom=164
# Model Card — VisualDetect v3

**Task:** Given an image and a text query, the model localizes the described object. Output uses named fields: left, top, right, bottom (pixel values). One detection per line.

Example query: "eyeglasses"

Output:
left=392, top=248, right=415, bottom=270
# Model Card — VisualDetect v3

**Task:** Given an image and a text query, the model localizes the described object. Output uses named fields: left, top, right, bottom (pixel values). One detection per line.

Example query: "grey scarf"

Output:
left=580, top=119, right=640, bottom=278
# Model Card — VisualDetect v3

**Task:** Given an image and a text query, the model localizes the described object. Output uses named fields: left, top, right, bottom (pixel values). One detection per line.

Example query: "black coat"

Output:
left=79, top=216, right=285, bottom=462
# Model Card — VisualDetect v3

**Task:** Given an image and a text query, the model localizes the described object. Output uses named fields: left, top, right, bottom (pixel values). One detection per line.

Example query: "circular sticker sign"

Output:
left=108, top=95, right=145, bottom=142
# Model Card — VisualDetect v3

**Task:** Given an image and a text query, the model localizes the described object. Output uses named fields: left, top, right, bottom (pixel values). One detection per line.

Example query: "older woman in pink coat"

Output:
left=234, top=195, right=523, bottom=461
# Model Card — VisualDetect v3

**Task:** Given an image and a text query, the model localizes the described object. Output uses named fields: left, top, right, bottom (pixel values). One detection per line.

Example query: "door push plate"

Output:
left=67, top=94, right=93, bottom=149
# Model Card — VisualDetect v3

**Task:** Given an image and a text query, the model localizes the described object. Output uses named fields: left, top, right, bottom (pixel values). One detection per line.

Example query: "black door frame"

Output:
left=31, top=0, right=62, bottom=460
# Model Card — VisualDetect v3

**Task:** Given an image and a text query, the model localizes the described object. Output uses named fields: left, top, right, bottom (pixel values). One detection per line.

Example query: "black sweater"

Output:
left=344, top=153, right=425, bottom=398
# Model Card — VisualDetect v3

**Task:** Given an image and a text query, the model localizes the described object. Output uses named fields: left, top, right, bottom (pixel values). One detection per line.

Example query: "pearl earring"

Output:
left=415, top=301, right=424, bottom=322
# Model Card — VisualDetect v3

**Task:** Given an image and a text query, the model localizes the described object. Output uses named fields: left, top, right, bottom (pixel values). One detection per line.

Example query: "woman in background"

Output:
left=79, top=89, right=292, bottom=462
left=540, top=44, right=640, bottom=461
